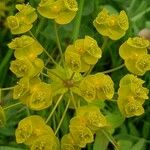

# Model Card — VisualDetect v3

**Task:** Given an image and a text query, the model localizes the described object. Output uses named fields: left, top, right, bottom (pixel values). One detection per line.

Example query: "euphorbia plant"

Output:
left=0, top=0, right=149, bottom=150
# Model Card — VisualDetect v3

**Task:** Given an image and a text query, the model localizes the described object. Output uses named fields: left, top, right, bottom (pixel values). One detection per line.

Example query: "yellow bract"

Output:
left=37, top=0, right=78, bottom=24
left=67, top=105, right=108, bottom=148
left=31, top=135, right=59, bottom=150
left=10, top=57, right=44, bottom=78
left=76, top=106, right=108, bottom=133
left=8, top=35, right=43, bottom=60
left=69, top=119, right=94, bottom=148
left=119, top=37, right=150, bottom=76
left=61, top=134, right=81, bottom=150
left=65, top=36, right=102, bottom=72
left=13, top=77, right=53, bottom=110
left=7, top=4, right=37, bottom=34
left=79, top=73, right=114, bottom=102
left=117, top=74, right=149, bottom=117
left=13, top=77, right=30, bottom=99
left=93, top=9, right=129, bottom=40
left=125, top=54, right=150, bottom=76
left=15, top=115, right=58, bottom=148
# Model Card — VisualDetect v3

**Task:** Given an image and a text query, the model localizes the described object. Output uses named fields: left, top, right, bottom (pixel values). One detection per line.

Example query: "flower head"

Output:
left=117, top=74, right=149, bottom=117
left=8, top=35, right=43, bottom=60
left=65, top=36, right=102, bottom=72
left=7, top=4, right=37, bottom=34
left=37, top=0, right=78, bottom=24
left=93, top=9, right=129, bottom=40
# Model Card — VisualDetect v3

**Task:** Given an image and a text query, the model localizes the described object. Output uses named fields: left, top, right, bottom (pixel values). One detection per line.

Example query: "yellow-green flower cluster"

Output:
left=119, top=37, right=150, bottom=76
left=13, top=77, right=53, bottom=110
left=15, top=115, right=59, bottom=150
left=65, top=36, right=102, bottom=72
left=61, top=106, right=108, bottom=149
left=117, top=74, right=149, bottom=118
left=79, top=73, right=114, bottom=102
left=7, top=4, right=37, bottom=34
left=93, top=9, right=129, bottom=40
left=37, top=0, right=78, bottom=24
left=9, top=35, right=44, bottom=78
left=8, top=35, right=52, bottom=110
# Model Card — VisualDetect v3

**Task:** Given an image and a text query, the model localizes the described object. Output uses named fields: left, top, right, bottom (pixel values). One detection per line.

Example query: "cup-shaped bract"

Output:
left=13, top=77, right=30, bottom=99
left=117, top=74, right=149, bottom=117
left=119, top=37, right=149, bottom=60
left=31, top=134, right=60, bottom=150
left=69, top=117, right=94, bottom=148
left=37, top=0, right=78, bottom=24
left=79, top=73, right=114, bottom=102
left=61, top=134, right=81, bottom=150
left=27, top=82, right=53, bottom=110
left=93, top=9, right=129, bottom=40
left=76, top=106, right=108, bottom=132
left=15, top=115, right=55, bottom=145
left=125, top=54, right=150, bottom=76
left=65, top=36, right=102, bottom=72
left=10, top=57, right=44, bottom=78
left=0, top=106, right=6, bottom=127
left=8, top=35, right=43, bottom=60
left=7, top=4, right=37, bottom=34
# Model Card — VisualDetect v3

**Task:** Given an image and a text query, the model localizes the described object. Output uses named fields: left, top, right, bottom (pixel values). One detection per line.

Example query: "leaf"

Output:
left=131, top=139, right=145, bottom=150
left=93, top=130, right=109, bottom=150
left=106, top=110, right=125, bottom=129
left=118, top=140, right=132, bottom=150
left=0, top=146, right=24, bottom=150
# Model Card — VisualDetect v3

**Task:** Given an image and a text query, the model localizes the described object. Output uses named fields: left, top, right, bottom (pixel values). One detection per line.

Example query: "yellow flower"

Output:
left=61, top=134, right=81, bottom=150
left=125, top=54, right=150, bottom=76
left=37, top=0, right=78, bottom=24
left=31, top=134, right=59, bottom=150
left=0, top=106, right=6, bottom=127
left=28, top=82, right=53, bottom=110
left=8, top=35, right=43, bottom=60
left=76, top=106, right=108, bottom=132
left=7, top=4, right=37, bottom=34
left=119, top=37, right=149, bottom=59
left=93, top=9, right=129, bottom=40
left=65, top=36, right=102, bottom=72
left=10, top=57, right=44, bottom=78
left=79, top=73, right=114, bottom=102
left=69, top=117, right=94, bottom=148
left=13, top=77, right=30, bottom=99
left=16, top=115, right=56, bottom=146
left=117, top=74, right=149, bottom=117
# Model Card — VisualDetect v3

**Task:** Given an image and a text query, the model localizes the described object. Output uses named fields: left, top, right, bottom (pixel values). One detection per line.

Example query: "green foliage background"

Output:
left=0, top=0, right=150, bottom=150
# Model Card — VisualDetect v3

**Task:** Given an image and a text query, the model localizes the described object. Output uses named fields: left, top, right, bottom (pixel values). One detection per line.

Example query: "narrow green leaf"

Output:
left=93, top=130, right=109, bottom=150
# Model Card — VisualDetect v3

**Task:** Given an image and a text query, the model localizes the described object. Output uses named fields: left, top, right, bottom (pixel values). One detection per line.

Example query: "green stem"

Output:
left=3, top=102, right=22, bottom=110
left=101, top=129, right=120, bottom=150
left=29, top=31, right=57, bottom=65
left=44, top=66, right=65, bottom=81
left=45, top=94, right=64, bottom=123
left=40, top=72, right=49, bottom=78
left=100, top=64, right=125, bottom=74
left=54, top=22, right=64, bottom=65
left=69, top=72, right=75, bottom=80
left=1, top=86, right=14, bottom=91
left=131, top=7, right=150, bottom=22
left=102, top=37, right=109, bottom=50
left=55, top=98, right=70, bottom=135
left=69, top=90, right=77, bottom=111
left=72, top=0, right=85, bottom=41
left=0, top=49, right=13, bottom=77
